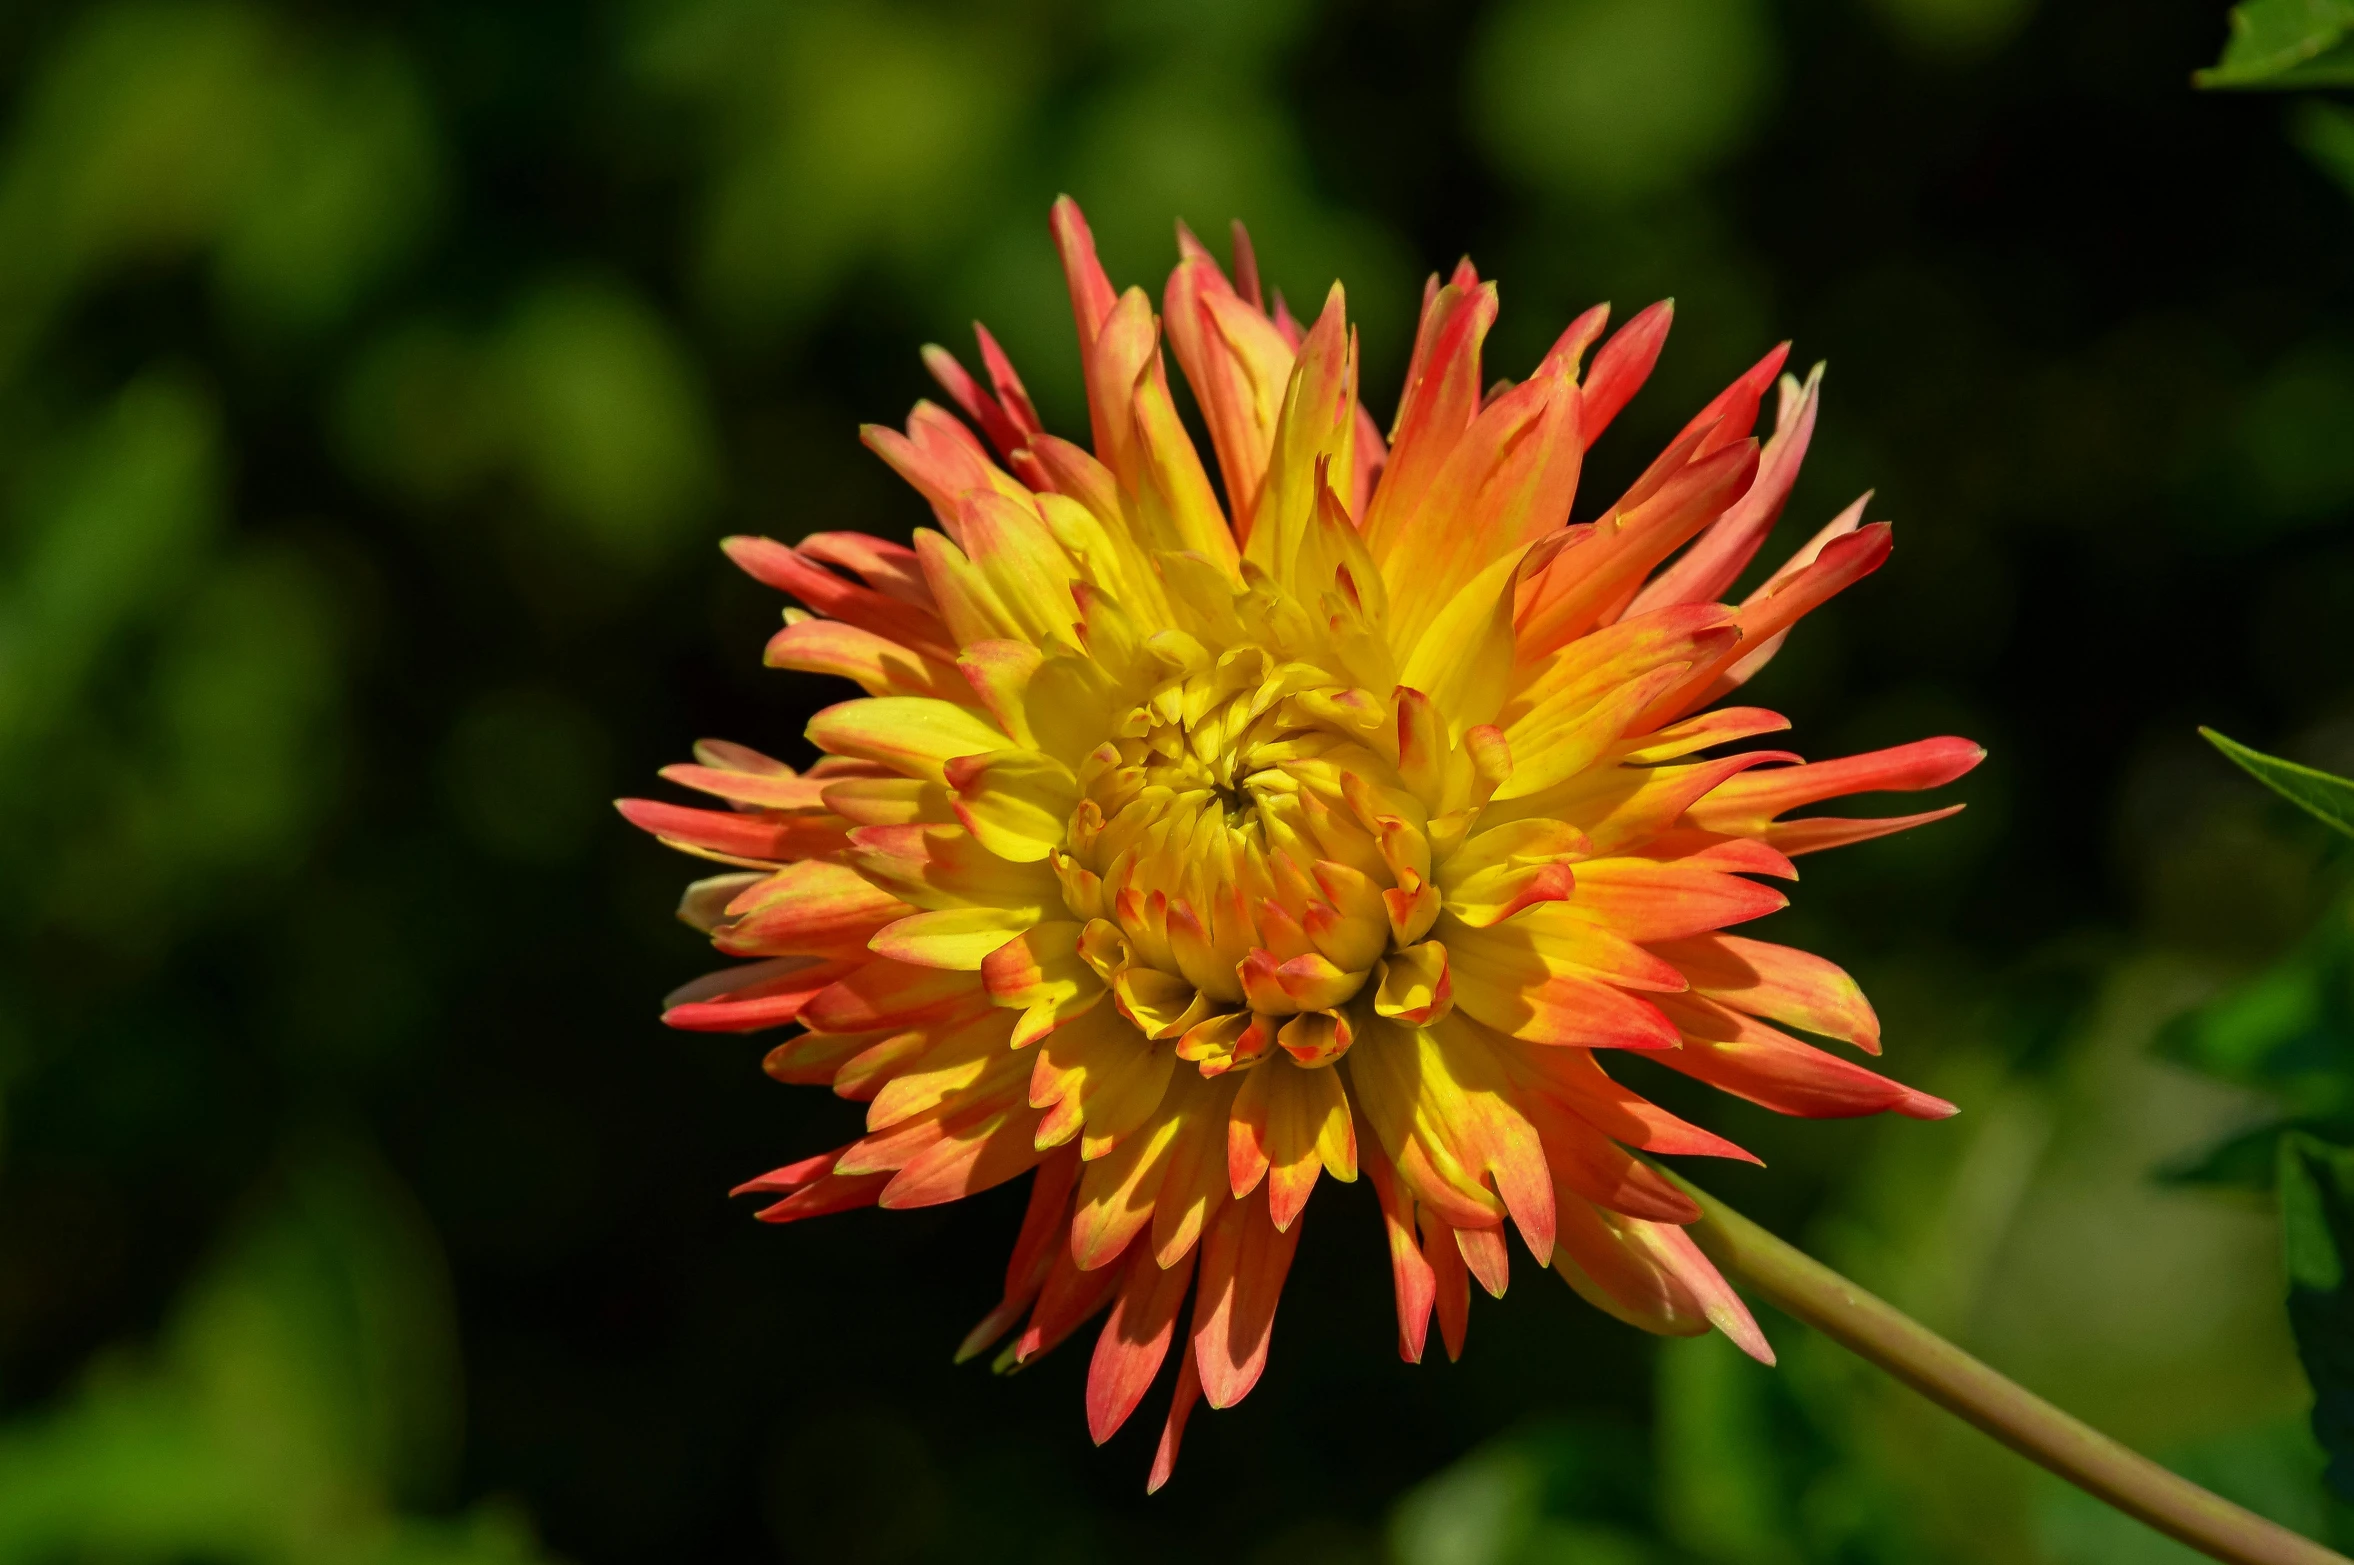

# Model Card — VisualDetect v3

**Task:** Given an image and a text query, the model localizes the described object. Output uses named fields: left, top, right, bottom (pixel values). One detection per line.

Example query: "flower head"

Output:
left=622, top=199, right=1979, bottom=1487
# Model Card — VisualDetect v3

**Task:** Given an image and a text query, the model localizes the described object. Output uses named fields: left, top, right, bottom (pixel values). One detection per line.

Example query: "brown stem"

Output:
left=1668, top=1173, right=2348, bottom=1565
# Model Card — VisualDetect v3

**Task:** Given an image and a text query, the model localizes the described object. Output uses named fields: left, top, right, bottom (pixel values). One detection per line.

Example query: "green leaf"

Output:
left=2156, top=894, right=2354, bottom=1187
left=2277, top=1132, right=2354, bottom=1500
left=2196, top=0, right=2354, bottom=89
left=2202, top=727, right=2354, bottom=839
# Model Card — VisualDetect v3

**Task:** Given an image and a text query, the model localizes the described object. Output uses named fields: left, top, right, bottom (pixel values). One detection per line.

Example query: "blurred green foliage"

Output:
left=0, top=0, right=2347, bottom=1562
left=0, top=1141, right=554, bottom=1564
left=1467, top=0, right=1778, bottom=203
left=2157, top=894, right=2354, bottom=1185
left=2281, top=1132, right=2354, bottom=1502
left=2157, top=731, right=2354, bottom=1504
left=2200, top=0, right=2354, bottom=89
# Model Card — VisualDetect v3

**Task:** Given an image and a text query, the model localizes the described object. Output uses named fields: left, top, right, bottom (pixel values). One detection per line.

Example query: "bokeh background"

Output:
left=0, top=0, right=2347, bottom=1560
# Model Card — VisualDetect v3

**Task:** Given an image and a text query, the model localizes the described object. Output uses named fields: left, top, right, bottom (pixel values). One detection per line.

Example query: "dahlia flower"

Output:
left=622, top=198, right=1977, bottom=1488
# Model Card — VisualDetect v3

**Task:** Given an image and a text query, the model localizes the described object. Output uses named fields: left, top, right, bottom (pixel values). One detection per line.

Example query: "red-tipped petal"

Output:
left=1579, top=300, right=1672, bottom=439
left=1146, top=1349, right=1203, bottom=1493
left=1189, top=1184, right=1302, bottom=1409
left=1420, top=1207, right=1471, bottom=1362
left=1051, top=195, right=1119, bottom=354
left=1454, top=1222, right=1511, bottom=1298
left=923, top=342, right=1029, bottom=462
left=616, top=798, right=846, bottom=865
left=798, top=530, right=935, bottom=607
left=881, top=1102, right=1052, bottom=1210
left=973, top=322, right=1045, bottom=442
left=750, top=1170, right=890, bottom=1224
left=1627, top=362, right=1821, bottom=616
left=1363, top=1126, right=1436, bottom=1363
left=1765, top=804, right=1967, bottom=857
left=1017, top=1237, right=1130, bottom=1365
left=722, top=535, right=956, bottom=661
left=959, top=1147, right=1081, bottom=1362
left=1687, top=735, right=1985, bottom=837
left=1651, top=932, right=1880, bottom=1052
left=1676, top=343, right=1790, bottom=457
left=801, top=960, right=986, bottom=1033
left=1652, top=992, right=1954, bottom=1120
left=661, top=956, right=856, bottom=1033
left=1086, top=1244, right=1199, bottom=1445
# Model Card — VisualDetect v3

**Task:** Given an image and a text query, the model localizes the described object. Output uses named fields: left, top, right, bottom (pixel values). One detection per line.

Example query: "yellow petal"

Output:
left=869, top=906, right=1038, bottom=970
left=807, top=696, right=1009, bottom=784
left=846, top=822, right=1060, bottom=914
left=958, top=491, right=1083, bottom=648
left=946, top=748, right=1078, bottom=862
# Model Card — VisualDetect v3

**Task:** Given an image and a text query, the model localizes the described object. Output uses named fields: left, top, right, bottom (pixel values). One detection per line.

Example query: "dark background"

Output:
left=0, top=1, right=2340, bottom=1561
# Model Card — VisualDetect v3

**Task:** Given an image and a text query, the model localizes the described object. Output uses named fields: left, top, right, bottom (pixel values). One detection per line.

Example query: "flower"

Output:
left=621, top=197, right=1979, bottom=1488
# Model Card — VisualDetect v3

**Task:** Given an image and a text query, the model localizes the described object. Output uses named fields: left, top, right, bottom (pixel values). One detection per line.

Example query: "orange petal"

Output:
left=1650, top=932, right=1881, bottom=1051
left=1363, top=1127, right=1437, bottom=1363
left=1146, top=1348, right=1203, bottom=1494
left=1445, top=939, right=1679, bottom=1050
left=1627, top=362, right=1822, bottom=616
left=798, top=530, right=936, bottom=607
left=1559, top=858, right=1788, bottom=943
left=1653, top=992, right=1953, bottom=1119
left=1684, top=735, right=1984, bottom=842
left=1086, top=1242, right=1199, bottom=1445
left=1455, top=1222, right=1510, bottom=1298
left=1189, top=1183, right=1302, bottom=1409
left=1364, top=278, right=1498, bottom=562
left=859, top=402, right=1029, bottom=543
left=1051, top=195, right=1118, bottom=355
left=661, top=956, right=857, bottom=1033
left=1514, top=440, right=1759, bottom=658
left=800, top=959, right=985, bottom=1033
left=763, top=616, right=971, bottom=702
left=1579, top=300, right=1672, bottom=439
left=958, top=1146, right=1081, bottom=1362
left=714, top=860, right=912, bottom=959
left=723, top=534, right=956, bottom=661
left=880, top=1098, right=1050, bottom=1209
left=1015, top=1236, right=1129, bottom=1365
left=1419, top=1205, right=1472, bottom=1362
left=615, top=797, right=846, bottom=866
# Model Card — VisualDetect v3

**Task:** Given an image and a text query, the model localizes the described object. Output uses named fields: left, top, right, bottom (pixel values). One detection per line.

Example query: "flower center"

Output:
left=1047, top=652, right=1451, bottom=1076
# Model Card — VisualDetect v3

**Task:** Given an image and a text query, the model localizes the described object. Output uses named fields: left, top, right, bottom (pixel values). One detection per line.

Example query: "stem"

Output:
left=1669, top=1173, right=2348, bottom=1565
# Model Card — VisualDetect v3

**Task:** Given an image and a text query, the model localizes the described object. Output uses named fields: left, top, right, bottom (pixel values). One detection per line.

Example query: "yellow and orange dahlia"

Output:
left=623, top=198, right=1978, bottom=1487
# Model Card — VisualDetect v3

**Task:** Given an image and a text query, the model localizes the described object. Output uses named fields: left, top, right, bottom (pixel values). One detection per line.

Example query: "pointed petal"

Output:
left=1652, top=992, right=1953, bottom=1119
left=1146, top=1349, right=1203, bottom=1493
left=1363, top=1126, right=1436, bottom=1362
left=1579, top=300, right=1673, bottom=439
left=724, top=534, right=957, bottom=660
left=958, top=1146, right=1081, bottom=1361
left=616, top=798, right=847, bottom=866
left=1189, top=1183, right=1302, bottom=1409
left=1649, top=932, right=1880, bottom=1051
left=1087, top=1243, right=1199, bottom=1444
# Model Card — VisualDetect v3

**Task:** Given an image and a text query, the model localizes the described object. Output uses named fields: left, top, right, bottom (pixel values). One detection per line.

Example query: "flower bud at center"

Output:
left=1049, top=663, right=1436, bottom=1075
